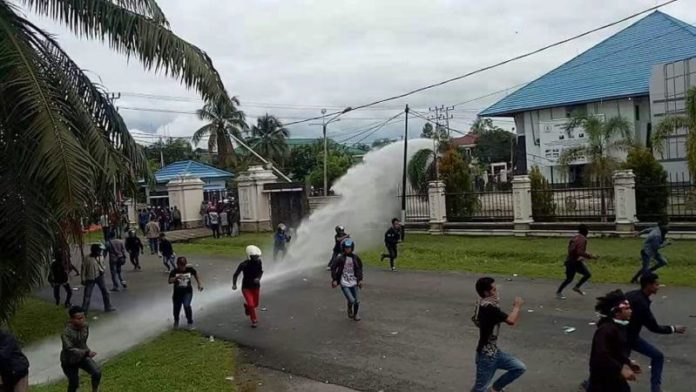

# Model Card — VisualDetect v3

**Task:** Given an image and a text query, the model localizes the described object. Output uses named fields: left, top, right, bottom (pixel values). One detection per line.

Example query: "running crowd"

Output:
left=0, top=220, right=687, bottom=392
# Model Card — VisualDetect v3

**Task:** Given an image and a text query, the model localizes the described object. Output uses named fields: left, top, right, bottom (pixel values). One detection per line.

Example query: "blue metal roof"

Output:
left=480, top=11, right=696, bottom=117
left=154, top=160, right=233, bottom=184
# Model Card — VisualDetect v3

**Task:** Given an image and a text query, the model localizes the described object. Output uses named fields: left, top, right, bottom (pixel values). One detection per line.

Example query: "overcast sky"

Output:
left=22, top=0, right=695, bottom=146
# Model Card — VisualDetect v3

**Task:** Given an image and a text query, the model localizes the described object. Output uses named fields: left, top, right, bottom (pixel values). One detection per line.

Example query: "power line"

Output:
left=337, top=112, right=405, bottom=144
left=281, top=1, right=677, bottom=127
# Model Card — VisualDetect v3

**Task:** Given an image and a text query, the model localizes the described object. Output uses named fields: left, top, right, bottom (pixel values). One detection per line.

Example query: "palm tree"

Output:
left=652, top=87, right=696, bottom=176
left=558, top=115, right=634, bottom=183
left=0, top=0, right=231, bottom=322
left=249, top=114, right=289, bottom=166
left=193, top=97, right=247, bottom=167
left=558, top=115, right=633, bottom=218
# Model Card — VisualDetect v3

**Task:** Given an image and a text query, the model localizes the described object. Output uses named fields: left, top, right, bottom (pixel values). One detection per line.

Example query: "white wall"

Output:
left=516, top=96, right=648, bottom=182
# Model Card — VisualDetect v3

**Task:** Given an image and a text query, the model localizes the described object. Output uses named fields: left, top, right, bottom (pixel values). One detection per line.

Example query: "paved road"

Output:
left=38, top=252, right=696, bottom=391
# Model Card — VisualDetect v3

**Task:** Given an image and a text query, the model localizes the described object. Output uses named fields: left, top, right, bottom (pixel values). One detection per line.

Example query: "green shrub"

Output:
left=440, top=148, right=478, bottom=219
left=622, top=148, right=669, bottom=222
left=530, top=166, right=556, bottom=221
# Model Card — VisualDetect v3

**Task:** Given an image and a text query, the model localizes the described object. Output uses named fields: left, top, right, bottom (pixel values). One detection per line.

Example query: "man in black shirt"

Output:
left=626, top=272, right=685, bottom=392
left=588, top=289, right=640, bottom=392
left=380, top=218, right=401, bottom=272
left=168, top=256, right=203, bottom=329
left=326, top=225, right=349, bottom=271
left=159, top=232, right=175, bottom=272
left=233, top=245, right=264, bottom=328
left=471, top=277, right=525, bottom=392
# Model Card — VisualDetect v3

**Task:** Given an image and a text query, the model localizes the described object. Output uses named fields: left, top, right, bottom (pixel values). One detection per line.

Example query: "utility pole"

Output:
left=401, top=104, right=409, bottom=239
left=322, top=108, right=328, bottom=197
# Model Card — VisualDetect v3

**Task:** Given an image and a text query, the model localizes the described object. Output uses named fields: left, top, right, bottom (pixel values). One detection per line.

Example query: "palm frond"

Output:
left=192, top=123, right=215, bottom=145
left=653, top=115, right=689, bottom=154
left=558, top=146, right=589, bottom=167
left=24, top=0, right=230, bottom=103
left=407, top=148, right=436, bottom=195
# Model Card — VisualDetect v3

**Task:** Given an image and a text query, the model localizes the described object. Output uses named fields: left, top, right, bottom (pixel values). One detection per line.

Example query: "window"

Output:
left=566, top=104, right=586, bottom=118
left=634, top=105, right=640, bottom=122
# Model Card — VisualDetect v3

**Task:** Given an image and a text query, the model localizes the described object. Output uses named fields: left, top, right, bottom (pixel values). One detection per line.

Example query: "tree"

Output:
left=473, top=127, right=514, bottom=165
left=308, top=152, right=354, bottom=191
left=193, top=98, right=247, bottom=167
left=559, top=115, right=633, bottom=219
left=558, top=115, right=634, bottom=184
left=248, top=114, right=289, bottom=167
left=652, top=86, right=696, bottom=176
left=0, top=0, right=231, bottom=322
left=622, top=148, right=669, bottom=222
left=529, top=166, right=556, bottom=222
left=407, top=148, right=437, bottom=195
left=440, top=147, right=478, bottom=220
left=143, top=138, right=198, bottom=167
left=421, top=123, right=434, bottom=138
left=371, top=138, right=396, bottom=149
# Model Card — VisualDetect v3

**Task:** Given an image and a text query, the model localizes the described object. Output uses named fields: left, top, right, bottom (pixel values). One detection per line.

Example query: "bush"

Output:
left=439, top=148, right=478, bottom=219
left=622, top=148, right=669, bottom=222
left=529, top=166, right=556, bottom=221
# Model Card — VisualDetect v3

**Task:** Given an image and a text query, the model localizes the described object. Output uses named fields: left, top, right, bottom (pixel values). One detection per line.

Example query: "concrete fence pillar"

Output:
left=427, top=180, right=447, bottom=234
left=236, top=165, right=278, bottom=232
left=613, top=169, right=637, bottom=232
left=512, top=175, right=533, bottom=235
left=167, top=176, right=205, bottom=228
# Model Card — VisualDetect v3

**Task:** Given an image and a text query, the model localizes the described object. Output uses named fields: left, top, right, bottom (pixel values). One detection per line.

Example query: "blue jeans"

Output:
left=471, top=350, right=526, bottom=392
left=163, top=254, right=176, bottom=271
left=109, top=262, right=125, bottom=289
left=643, top=250, right=668, bottom=271
left=340, top=285, right=359, bottom=305
left=633, top=337, right=664, bottom=392
left=148, top=238, right=158, bottom=254
left=173, top=291, right=193, bottom=324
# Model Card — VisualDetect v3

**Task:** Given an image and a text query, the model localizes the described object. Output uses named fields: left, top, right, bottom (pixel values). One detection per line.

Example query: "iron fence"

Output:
left=530, top=186, right=615, bottom=222
left=399, top=193, right=430, bottom=222
left=446, top=191, right=514, bottom=222
left=635, top=173, right=696, bottom=222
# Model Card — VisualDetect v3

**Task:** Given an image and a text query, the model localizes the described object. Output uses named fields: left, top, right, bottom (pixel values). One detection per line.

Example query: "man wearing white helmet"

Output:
left=233, top=245, right=264, bottom=328
left=273, top=223, right=291, bottom=261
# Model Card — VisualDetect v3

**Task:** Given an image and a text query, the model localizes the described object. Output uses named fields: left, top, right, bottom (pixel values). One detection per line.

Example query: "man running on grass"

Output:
left=380, top=218, right=401, bottom=272
left=556, top=224, right=599, bottom=299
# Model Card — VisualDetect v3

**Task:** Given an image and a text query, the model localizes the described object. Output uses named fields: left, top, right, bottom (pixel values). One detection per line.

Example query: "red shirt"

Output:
left=566, top=234, right=591, bottom=264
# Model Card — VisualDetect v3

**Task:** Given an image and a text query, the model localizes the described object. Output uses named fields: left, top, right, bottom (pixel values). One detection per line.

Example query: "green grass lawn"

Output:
left=6, top=297, right=68, bottom=345
left=33, top=330, right=236, bottom=392
left=359, top=234, right=696, bottom=286
left=177, top=232, right=696, bottom=286
left=174, top=233, right=273, bottom=259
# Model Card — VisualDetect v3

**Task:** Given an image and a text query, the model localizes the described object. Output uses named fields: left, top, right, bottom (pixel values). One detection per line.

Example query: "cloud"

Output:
left=22, top=0, right=694, bottom=144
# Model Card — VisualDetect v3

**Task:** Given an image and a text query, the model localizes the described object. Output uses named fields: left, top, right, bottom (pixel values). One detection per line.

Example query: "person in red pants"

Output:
left=233, top=245, right=264, bottom=328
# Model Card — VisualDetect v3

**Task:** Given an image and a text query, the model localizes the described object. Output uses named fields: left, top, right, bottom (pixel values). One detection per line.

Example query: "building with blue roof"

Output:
left=480, top=11, right=696, bottom=182
left=148, top=160, right=234, bottom=206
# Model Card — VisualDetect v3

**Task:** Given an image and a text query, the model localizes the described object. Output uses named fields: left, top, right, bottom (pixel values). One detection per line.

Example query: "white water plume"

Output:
left=25, top=139, right=433, bottom=385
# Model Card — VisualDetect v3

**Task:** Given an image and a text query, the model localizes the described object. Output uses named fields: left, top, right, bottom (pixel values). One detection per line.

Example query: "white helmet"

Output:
left=245, top=245, right=262, bottom=258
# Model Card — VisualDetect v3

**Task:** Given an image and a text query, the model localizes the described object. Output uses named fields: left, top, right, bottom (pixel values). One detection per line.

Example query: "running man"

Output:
left=626, top=272, right=686, bottom=392
left=273, top=223, right=291, bottom=261
left=326, top=225, right=349, bottom=271
left=124, top=230, right=144, bottom=271
left=49, top=249, right=73, bottom=308
left=233, top=245, right=264, bottom=328
left=470, top=277, right=526, bottom=392
left=81, top=244, right=115, bottom=314
left=556, top=224, right=599, bottom=299
left=380, top=218, right=401, bottom=272
left=588, top=289, right=640, bottom=392
left=169, top=256, right=203, bottom=329
left=159, top=232, right=176, bottom=272
left=60, top=306, right=102, bottom=392
left=331, top=239, right=364, bottom=321
left=630, top=223, right=671, bottom=284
